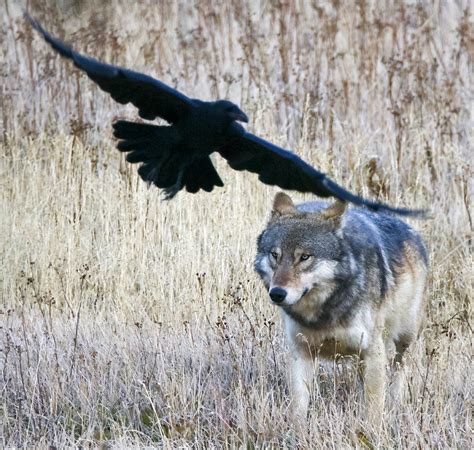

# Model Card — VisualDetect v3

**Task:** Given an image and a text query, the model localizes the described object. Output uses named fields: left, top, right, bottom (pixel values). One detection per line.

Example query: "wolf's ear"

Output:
left=271, top=192, right=298, bottom=220
left=320, top=200, right=347, bottom=227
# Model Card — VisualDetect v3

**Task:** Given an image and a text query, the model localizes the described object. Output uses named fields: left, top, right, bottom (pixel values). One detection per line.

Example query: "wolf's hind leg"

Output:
left=389, top=334, right=413, bottom=405
left=394, top=335, right=412, bottom=366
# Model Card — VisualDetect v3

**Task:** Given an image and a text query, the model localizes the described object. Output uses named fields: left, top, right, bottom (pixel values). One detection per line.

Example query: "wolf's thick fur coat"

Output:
left=255, top=193, right=428, bottom=422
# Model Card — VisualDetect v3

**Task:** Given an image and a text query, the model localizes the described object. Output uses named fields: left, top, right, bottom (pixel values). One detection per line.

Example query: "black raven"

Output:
left=27, top=15, right=423, bottom=216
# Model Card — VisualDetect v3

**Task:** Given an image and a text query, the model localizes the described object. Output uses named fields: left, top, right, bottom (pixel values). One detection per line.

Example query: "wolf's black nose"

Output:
left=269, top=287, right=287, bottom=304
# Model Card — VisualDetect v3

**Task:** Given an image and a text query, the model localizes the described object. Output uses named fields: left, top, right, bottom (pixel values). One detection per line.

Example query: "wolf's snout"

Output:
left=269, top=287, right=287, bottom=304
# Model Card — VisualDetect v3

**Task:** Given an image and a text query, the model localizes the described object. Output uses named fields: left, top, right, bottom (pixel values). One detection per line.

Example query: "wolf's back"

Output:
left=298, top=200, right=428, bottom=288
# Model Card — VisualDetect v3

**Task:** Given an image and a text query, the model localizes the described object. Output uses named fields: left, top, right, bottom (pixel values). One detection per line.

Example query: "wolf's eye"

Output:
left=270, top=251, right=279, bottom=260
left=300, top=254, right=311, bottom=261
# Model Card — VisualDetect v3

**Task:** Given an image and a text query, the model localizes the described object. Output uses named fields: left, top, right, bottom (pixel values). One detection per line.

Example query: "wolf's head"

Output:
left=255, top=192, right=351, bottom=307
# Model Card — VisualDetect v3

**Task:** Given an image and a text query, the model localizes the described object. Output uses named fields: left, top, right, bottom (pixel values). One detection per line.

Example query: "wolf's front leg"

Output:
left=361, top=332, right=387, bottom=428
left=289, top=351, right=314, bottom=422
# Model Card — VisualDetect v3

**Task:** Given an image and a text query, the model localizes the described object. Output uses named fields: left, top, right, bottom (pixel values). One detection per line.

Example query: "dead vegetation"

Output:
left=1, top=0, right=472, bottom=447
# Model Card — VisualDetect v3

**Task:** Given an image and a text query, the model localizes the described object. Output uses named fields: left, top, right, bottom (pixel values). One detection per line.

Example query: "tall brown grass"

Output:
left=1, top=0, right=472, bottom=447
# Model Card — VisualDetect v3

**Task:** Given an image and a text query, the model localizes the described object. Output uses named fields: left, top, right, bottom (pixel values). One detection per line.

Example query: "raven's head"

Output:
left=215, top=100, right=249, bottom=123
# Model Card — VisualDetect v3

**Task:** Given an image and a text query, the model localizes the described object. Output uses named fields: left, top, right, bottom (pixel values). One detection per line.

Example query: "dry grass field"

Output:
left=1, top=0, right=472, bottom=447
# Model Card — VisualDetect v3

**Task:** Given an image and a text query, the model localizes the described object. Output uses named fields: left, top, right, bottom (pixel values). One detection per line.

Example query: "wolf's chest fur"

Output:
left=283, top=303, right=374, bottom=358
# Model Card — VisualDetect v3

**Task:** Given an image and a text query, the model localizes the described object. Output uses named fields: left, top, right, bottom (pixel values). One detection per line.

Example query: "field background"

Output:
left=1, top=0, right=472, bottom=447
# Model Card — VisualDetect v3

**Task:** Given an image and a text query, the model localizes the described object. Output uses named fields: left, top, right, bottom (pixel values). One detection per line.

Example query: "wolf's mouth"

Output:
left=299, top=288, right=309, bottom=301
left=279, top=288, right=310, bottom=309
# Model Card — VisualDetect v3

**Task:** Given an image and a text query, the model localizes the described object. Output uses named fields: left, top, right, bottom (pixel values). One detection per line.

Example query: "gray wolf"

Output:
left=255, top=192, right=428, bottom=423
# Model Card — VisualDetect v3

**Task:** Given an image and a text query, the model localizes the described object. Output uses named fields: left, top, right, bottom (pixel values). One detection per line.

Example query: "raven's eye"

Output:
left=300, top=254, right=311, bottom=261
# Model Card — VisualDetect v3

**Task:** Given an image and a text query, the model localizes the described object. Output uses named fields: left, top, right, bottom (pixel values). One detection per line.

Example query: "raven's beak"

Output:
left=229, top=110, right=249, bottom=123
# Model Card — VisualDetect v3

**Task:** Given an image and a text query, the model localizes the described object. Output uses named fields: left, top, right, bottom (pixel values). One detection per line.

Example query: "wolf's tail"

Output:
left=113, top=120, right=223, bottom=198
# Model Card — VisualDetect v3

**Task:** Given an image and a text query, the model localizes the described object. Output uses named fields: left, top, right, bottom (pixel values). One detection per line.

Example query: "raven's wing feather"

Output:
left=27, top=14, right=194, bottom=123
left=219, top=132, right=424, bottom=217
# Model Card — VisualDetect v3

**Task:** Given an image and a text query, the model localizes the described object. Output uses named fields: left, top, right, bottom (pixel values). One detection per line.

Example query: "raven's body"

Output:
left=113, top=100, right=248, bottom=196
left=27, top=15, right=424, bottom=216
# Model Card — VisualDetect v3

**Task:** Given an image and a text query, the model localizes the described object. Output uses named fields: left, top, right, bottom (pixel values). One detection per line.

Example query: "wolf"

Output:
left=255, top=192, right=428, bottom=423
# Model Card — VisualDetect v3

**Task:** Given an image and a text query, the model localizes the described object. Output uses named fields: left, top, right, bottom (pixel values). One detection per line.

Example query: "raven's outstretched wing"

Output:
left=26, top=14, right=194, bottom=123
left=219, top=132, right=425, bottom=217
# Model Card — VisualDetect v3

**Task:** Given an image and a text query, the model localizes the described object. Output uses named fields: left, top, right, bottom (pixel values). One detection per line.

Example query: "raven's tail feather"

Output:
left=113, top=120, right=177, bottom=160
left=113, top=120, right=161, bottom=140
left=182, top=157, right=224, bottom=194
left=113, top=120, right=223, bottom=198
left=114, top=120, right=181, bottom=190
